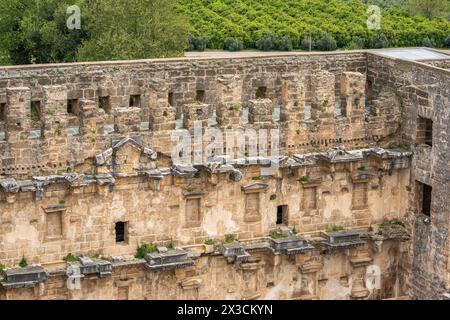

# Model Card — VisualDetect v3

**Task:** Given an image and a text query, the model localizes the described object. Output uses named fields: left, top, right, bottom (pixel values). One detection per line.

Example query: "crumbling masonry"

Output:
left=0, top=50, right=449, bottom=300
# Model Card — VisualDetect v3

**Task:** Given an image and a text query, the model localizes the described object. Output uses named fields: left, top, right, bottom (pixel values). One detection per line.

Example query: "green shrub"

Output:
left=300, top=37, right=314, bottom=51
left=270, top=231, right=288, bottom=239
left=348, top=36, right=366, bottom=50
left=316, top=33, right=337, bottom=51
left=63, top=253, right=78, bottom=262
left=326, top=225, right=344, bottom=233
left=204, top=239, right=214, bottom=245
left=369, top=33, right=390, bottom=49
left=224, top=37, right=244, bottom=51
left=0, top=263, right=5, bottom=274
left=233, top=104, right=242, bottom=112
left=135, top=243, right=157, bottom=259
left=422, top=37, right=436, bottom=48
left=189, top=35, right=208, bottom=51
left=276, top=36, right=293, bottom=51
left=445, top=36, right=450, bottom=48
left=19, top=257, right=28, bottom=268
left=381, top=219, right=406, bottom=228
left=224, top=234, right=236, bottom=244
left=256, top=34, right=278, bottom=51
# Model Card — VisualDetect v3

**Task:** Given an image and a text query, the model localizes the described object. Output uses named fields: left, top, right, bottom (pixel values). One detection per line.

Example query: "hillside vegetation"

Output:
left=177, top=0, right=450, bottom=50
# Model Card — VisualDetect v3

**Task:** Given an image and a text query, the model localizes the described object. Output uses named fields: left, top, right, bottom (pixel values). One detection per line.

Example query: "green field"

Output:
left=177, top=0, right=450, bottom=50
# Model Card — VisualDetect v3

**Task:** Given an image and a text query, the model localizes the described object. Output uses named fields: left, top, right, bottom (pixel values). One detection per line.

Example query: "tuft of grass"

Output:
left=233, top=104, right=241, bottom=112
left=167, top=242, right=174, bottom=251
left=270, top=231, right=288, bottom=239
left=0, top=263, right=5, bottom=274
left=135, top=243, right=157, bottom=259
left=224, top=234, right=236, bottom=244
left=204, top=239, right=214, bottom=245
left=326, top=225, right=344, bottom=233
left=46, top=108, right=55, bottom=116
left=19, top=257, right=28, bottom=268
left=381, top=219, right=406, bottom=228
left=63, top=253, right=78, bottom=262
left=299, top=176, right=309, bottom=182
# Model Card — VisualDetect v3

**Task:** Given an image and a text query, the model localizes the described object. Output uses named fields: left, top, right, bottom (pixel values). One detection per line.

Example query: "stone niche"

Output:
left=216, top=103, right=243, bottom=129
left=241, top=182, right=268, bottom=223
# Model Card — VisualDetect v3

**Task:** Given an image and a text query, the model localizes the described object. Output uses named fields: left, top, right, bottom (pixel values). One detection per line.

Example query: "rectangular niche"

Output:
left=185, top=197, right=201, bottom=228
left=303, top=186, right=317, bottom=210
left=44, top=206, right=65, bottom=240
left=245, top=192, right=260, bottom=222
left=352, top=182, right=368, bottom=210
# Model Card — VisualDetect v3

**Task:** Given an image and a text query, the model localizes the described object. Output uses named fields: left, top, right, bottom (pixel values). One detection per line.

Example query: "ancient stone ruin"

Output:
left=0, top=50, right=449, bottom=300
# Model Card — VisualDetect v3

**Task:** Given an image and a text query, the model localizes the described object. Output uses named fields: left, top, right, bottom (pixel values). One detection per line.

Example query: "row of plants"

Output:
left=179, top=0, right=450, bottom=51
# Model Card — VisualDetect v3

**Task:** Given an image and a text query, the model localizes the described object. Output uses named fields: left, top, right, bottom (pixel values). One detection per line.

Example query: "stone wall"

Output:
left=0, top=51, right=448, bottom=300
left=367, top=54, right=450, bottom=299
left=0, top=52, right=398, bottom=178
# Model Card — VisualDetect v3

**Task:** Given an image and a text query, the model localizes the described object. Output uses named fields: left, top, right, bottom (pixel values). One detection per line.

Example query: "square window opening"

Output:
left=256, top=87, right=267, bottom=99
left=130, top=95, right=141, bottom=108
left=195, top=90, right=205, bottom=103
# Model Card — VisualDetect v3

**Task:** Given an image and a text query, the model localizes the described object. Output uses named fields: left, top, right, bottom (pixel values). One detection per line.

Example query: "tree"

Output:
left=407, top=0, right=450, bottom=19
left=77, top=0, right=189, bottom=61
left=316, top=33, right=338, bottom=51
left=0, top=0, right=86, bottom=65
left=224, top=37, right=243, bottom=51
left=0, top=0, right=189, bottom=65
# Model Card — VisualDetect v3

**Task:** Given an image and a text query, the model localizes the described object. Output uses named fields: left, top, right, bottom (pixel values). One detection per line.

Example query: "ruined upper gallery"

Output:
left=0, top=51, right=449, bottom=300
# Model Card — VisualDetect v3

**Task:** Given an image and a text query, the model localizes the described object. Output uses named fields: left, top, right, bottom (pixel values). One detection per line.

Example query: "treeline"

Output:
left=177, top=0, right=450, bottom=51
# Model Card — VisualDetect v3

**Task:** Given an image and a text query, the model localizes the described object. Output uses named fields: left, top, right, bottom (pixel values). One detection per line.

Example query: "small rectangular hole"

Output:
left=67, top=99, right=79, bottom=115
left=195, top=90, right=205, bottom=103
left=99, top=96, right=111, bottom=114
left=0, top=103, right=6, bottom=121
left=31, top=101, right=41, bottom=122
left=115, top=221, right=128, bottom=243
left=129, top=95, right=141, bottom=108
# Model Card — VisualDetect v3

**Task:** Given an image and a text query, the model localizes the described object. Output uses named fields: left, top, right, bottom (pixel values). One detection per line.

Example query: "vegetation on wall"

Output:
left=177, top=0, right=450, bottom=51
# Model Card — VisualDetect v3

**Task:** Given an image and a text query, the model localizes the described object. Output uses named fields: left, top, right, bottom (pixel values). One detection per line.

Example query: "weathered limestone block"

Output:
left=42, top=85, right=69, bottom=139
left=216, top=103, right=243, bottom=129
left=79, top=100, right=103, bottom=135
left=218, top=74, right=243, bottom=104
left=366, top=87, right=401, bottom=137
left=340, top=72, right=366, bottom=118
left=5, top=87, right=31, bottom=143
left=311, top=71, right=335, bottom=120
left=149, top=107, right=176, bottom=131
left=114, top=107, right=141, bottom=133
left=183, top=103, right=211, bottom=129
left=280, top=75, right=306, bottom=148
left=248, top=99, right=275, bottom=129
